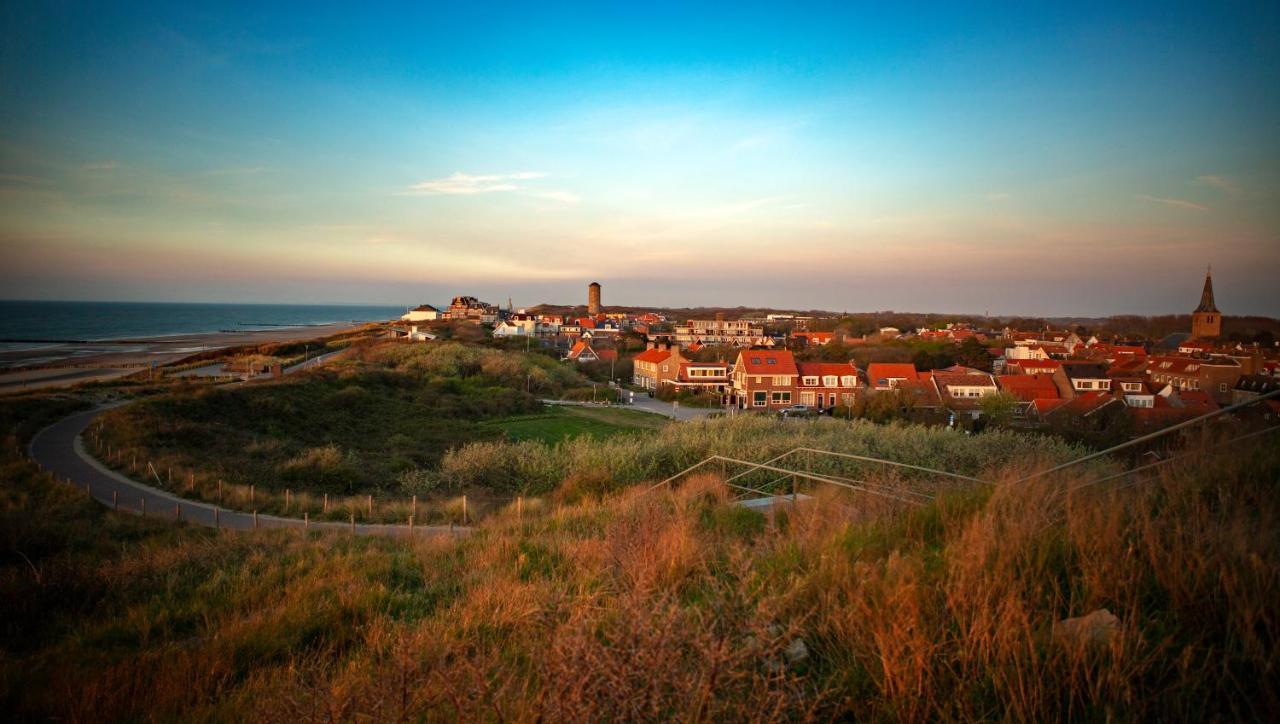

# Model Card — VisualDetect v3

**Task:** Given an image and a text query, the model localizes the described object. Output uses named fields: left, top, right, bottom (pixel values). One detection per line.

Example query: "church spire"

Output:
left=1194, top=266, right=1219, bottom=314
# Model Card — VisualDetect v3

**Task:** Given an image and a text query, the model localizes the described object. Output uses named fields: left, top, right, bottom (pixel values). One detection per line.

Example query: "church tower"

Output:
left=1190, top=267, right=1221, bottom=339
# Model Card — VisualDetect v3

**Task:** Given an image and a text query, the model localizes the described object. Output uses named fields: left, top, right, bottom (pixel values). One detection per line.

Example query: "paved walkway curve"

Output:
left=27, top=405, right=468, bottom=538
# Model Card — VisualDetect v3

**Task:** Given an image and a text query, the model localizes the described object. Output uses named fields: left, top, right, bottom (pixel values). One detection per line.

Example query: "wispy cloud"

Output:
left=524, top=190, right=580, bottom=203
left=1196, top=174, right=1242, bottom=198
left=1135, top=194, right=1207, bottom=212
left=405, top=171, right=545, bottom=196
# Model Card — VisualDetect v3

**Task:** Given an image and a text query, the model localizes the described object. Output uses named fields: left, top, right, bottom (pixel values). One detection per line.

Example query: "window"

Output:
left=1079, top=381, right=1093, bottom=389
left=773, top=375, right=790, bottom=386
left=841, top=376, right=856, bottom=387
left=766, top=358, right=776, bottom=365
left=1219, top=382, right=1228, bottom=392
left=771, top=391, right=791, bottom=404
left=803, top=376, right=819, bottom=386
left=752, top=391, right=767, bottom=407
left=822, top=375, right=838, bottom=387
left=751, top=357, right=761, bottom=365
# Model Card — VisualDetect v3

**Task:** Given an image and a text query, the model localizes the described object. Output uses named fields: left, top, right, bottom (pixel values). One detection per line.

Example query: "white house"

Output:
left=401, top=304, right=441, bottom=322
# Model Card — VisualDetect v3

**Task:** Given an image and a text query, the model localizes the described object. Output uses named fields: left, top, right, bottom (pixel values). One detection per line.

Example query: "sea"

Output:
left=0, top=300, right=408, bottom=347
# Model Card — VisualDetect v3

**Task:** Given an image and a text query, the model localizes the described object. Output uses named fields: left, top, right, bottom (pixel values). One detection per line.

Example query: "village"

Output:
left=394, top=273, right=1280, bottom=441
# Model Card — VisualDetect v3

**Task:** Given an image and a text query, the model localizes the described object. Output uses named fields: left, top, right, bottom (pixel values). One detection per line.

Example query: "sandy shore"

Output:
left=0, top=322, right=379, bottom=394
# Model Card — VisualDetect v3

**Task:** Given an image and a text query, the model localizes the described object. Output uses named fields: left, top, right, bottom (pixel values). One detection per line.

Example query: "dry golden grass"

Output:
left=3, top=419, right=1278, bottom=721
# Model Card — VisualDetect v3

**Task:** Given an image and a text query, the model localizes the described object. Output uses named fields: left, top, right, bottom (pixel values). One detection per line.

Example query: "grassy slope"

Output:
left=484, top=405, right=669, bottom=443
left=2, top=394, right=1278, bottom=720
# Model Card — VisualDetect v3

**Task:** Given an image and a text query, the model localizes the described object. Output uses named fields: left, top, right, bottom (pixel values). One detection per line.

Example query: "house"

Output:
left=445, top=296, right=499, bottom=323
left=407, top=325, right=436, bottom=342
left=1006, top=359, right=1062, bottom=376
left=1232, top=374, right=1280, bottom=406
left=794, top=361, right=861, bottom=410
left=866, top=363, right=918, bottom=391
left=1043, top=390, right=1126, bottom=431
left=401, top=304, right=441, bottom=322
left=930, top=366, right=999, bottom=419
left=791, top=331, right=835, bottom=347
left=672, top=361, right=732, bottom=395
left=1146, top=355, right=1243, bottom=405
left=731, top=349, right=801, bottom=410
left=1057, top=362, right=1112, bottom=397
left=674, top=315, right=764, bottom=346
left=632, top=344, right=686, bottom=390
left=566, top=340, right=603, bottom=363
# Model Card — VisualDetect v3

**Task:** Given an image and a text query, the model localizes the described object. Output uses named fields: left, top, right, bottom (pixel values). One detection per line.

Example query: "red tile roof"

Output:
left=736, top=350, right=799, bottom=375
left=996, top=374, right=1060, bottom=401
left=796, top=362, right=859, bottom=381
left=867, top=363, right=918, bottom=386
left=634, top=348, right=674, bottom=364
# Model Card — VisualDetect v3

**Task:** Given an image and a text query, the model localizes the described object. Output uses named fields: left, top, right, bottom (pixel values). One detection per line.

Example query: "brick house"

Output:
left=632, top=344, right=686, bottom=390
left=732, top=349, right=800, bottom=410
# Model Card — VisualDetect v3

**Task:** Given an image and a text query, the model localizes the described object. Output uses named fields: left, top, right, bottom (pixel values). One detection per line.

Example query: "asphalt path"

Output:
left=26, top=348, right=467, bottom=538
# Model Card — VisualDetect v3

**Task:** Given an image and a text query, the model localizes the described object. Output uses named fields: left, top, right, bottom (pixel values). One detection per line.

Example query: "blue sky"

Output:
left=1, top=1, right=1278, bottom=315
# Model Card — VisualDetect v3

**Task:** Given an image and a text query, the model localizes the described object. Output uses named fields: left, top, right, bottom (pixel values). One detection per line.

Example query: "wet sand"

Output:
left=0, top=322, right=380, bottom=394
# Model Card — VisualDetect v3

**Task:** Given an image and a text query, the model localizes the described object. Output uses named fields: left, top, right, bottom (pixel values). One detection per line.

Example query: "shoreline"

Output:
left=0, top=321, right=383, bottom=394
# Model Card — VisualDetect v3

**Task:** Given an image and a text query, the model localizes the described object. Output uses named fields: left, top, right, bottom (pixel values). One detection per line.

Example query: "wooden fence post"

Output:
left=250, top=484, right=255, bottom=505
left=517, top=495, right=523, bottom=522
left=462, top=495, right=468, bottom=525
left=188, top=472, right=194, bottom=491
left=253, top=510, right=258, bottom=530
left=304, top=511, right=309, bottom=529
left=409, top=514, right=414, bottom=534
left=214, top=506, right=220, bottom=529
left=140, top=497, right=146, bottom=517
left=324, top=493, right=329, bottom=513
left=349, top=511, right=355, bottom=532
left=218, top=479, right=223, bottom=501
left=112, top=490, right=118, bottom=511
left=175, top=504, right=181, bottom=522
left=285, top=489, right=291, bottom=511
left=367, top=494, right=372, bottom=517
left=167, top=467, right=172, bottom=485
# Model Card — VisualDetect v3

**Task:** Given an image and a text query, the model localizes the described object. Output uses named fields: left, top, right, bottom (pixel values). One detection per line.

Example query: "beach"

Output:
left=0, top=322, right=378, bottom=394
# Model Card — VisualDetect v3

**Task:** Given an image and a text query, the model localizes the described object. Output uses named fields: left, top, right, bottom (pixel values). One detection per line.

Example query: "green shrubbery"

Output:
left=427, top=414, right=1090, bottom=495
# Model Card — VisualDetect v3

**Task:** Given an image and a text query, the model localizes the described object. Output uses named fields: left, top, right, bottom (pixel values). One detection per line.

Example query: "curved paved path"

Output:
left=28, top=405, right=468, bottom=538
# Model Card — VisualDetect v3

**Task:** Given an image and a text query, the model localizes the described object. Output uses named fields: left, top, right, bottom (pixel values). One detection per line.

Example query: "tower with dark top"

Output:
left=588, top=281, right=602, bottom=316
left=1190, top=267, right=1221, bottom=339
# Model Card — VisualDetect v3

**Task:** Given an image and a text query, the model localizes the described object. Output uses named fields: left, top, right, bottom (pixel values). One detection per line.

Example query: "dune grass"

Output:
left=3, top=392, right=1278, bottom=720
left=484, top=405, right=669, bottom=443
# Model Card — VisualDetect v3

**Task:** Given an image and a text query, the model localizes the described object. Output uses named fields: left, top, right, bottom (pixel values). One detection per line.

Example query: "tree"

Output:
left=978, top=392, right=1019, bottom=428
left=955, top=336, right=992, bottom=371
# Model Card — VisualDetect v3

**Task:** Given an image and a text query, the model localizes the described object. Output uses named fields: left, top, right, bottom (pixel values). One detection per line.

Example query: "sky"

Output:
left=1, top=1, right=1278, bottom=316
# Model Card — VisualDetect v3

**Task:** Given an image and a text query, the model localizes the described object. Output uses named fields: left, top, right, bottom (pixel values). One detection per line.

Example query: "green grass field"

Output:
left=484, top=404, right=669, bottom=443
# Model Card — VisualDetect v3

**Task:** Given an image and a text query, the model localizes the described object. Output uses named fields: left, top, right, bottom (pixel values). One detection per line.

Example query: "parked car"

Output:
left=779, top=404, right=818, bottom=418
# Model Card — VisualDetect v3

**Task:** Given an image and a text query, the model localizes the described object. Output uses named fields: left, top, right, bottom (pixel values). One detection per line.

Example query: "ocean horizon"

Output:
left=0, top=300, right=409, bottom=344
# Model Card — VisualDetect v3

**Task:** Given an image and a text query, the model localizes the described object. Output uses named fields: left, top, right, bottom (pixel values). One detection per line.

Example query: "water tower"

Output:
left=588, top=281, right=602, bottom=316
